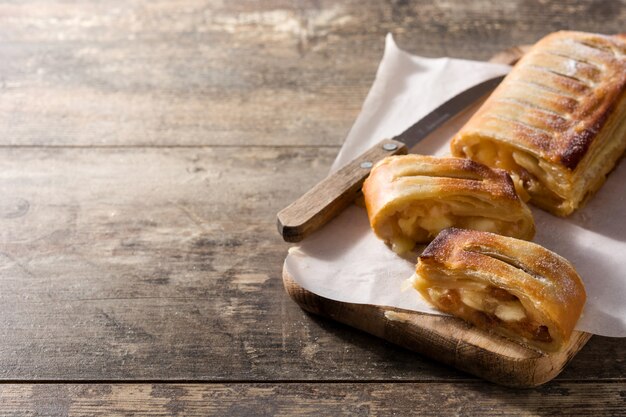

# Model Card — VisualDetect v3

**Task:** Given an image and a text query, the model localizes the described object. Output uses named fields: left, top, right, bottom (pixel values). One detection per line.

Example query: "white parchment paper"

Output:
left=284, top=34, right=626, bottom=337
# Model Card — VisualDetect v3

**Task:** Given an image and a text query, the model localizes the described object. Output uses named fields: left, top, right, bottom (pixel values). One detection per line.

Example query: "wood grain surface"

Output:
left=0, top=0, right=624, bottom=414
left=0, top=383, right=625, bottom=416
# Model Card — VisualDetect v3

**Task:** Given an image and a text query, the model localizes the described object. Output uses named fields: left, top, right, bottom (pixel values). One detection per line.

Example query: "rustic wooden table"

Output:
left=0, top=0, right=624, bottom=415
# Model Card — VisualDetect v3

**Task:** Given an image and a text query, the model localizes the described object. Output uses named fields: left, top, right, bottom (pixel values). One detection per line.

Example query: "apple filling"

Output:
left=427, top=285, right=552, bottom=343
left=387, top=203, right=524, bottom=254
left=458, top=140, right=566, bottom=209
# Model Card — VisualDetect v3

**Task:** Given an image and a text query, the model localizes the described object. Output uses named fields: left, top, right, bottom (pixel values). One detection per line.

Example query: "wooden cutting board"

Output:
left=280, top=45, right=591, bottom=388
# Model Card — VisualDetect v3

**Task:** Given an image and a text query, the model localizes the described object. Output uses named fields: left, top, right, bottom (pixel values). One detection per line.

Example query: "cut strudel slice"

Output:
left=362, top=154, right=534, bottom=254
left=410, top=228, right=586, bottom=352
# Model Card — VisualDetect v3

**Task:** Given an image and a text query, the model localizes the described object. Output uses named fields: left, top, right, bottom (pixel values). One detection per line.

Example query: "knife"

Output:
left=277, top=75, right=505, bottom=242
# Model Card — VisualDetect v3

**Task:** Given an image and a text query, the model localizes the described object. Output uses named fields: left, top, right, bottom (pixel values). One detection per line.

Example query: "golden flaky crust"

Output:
left=412, top=228, right=586, bottom=352
left=362, top=154, right=535, bottom=254
left=451, top=31, right=626, bottom=216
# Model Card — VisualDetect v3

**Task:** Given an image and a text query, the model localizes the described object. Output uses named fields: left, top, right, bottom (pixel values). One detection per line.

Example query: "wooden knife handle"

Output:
left=277, top=139, right=407, bottom=242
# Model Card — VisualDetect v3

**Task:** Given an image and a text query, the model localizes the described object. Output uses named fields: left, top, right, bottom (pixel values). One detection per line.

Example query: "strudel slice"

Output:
left=451, top=31, right=626, bottom=216
left=362, top=155, right=534, bottom=254
left=410, top=228, right=586, bottom=352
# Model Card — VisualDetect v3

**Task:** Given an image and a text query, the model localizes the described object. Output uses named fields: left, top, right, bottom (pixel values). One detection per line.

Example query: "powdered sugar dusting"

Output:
left=564, top=59, right=578, bottom=76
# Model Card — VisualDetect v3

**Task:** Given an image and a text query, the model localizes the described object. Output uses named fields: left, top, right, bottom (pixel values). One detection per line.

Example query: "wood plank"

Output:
left=0, top=145, right=462, bottom=381
left=0, top=146, right=621, bottom=381
left=0, top=382, right=624, bottom=416
left=0, top=1, right=624, bottom=147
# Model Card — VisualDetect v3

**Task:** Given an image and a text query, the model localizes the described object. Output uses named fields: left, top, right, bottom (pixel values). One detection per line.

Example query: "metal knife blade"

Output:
left=392, top=75, right=504, bottom=149
left=277, top=75, right=505, bottom=242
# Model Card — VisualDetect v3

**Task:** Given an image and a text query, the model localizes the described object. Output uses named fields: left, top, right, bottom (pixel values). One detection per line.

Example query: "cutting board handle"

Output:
left=277, top=139, right=407, bottom=242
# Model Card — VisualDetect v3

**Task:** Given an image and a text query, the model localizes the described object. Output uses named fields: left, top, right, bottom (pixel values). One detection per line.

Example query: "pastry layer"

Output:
left=451, top=31, right=626, bottom=216
left=411, top=228, right=586, bottom=352
left=362, top=155, right=535, bottom=254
